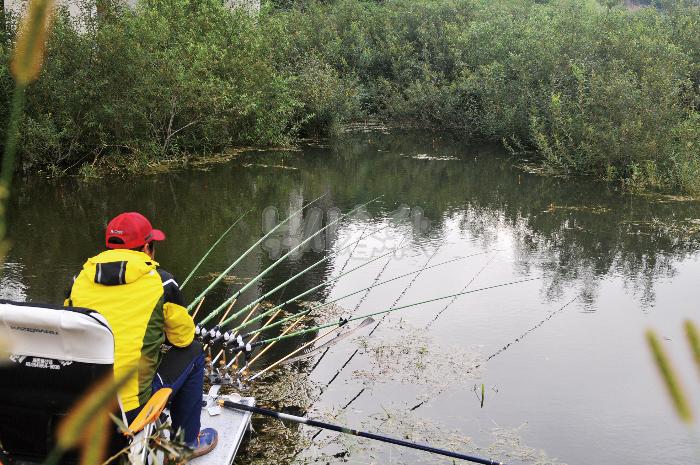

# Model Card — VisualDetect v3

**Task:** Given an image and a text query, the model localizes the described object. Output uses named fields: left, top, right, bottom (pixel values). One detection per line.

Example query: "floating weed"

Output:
left=351, top=325, right=481, bottom=387
left=245, top=363, right=318, bottom=409
left=340, top=122, right=391, bottom=134
left=296, top=301, right=349, bottom=321
left=311, top=408, right=563, bottom=465
left=243, top=416, right=311, bottom=465
left=640, top=193, right=700, bottom=203
left=201, top=272, right=251, bottom=285
left=620, top=218, right=700, bottom=237
left=241, top=163, right=298, bottom=170
left=486, top=425, right=566, bottom=465
left=410, top=154, right=459, bottom=161
left=542, top=204, right=611, bottom=214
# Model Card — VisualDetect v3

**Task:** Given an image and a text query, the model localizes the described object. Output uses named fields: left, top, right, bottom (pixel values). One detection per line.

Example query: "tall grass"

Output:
left=1, top=0, right=699, bottom=193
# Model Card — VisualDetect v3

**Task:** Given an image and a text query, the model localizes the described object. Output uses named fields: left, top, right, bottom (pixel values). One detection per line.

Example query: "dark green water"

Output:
left=3, top=131, right=699, bottom=465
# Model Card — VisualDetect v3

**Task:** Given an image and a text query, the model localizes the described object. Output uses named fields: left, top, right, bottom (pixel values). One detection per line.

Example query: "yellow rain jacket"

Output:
left=65, top=249, right=194, bottom=411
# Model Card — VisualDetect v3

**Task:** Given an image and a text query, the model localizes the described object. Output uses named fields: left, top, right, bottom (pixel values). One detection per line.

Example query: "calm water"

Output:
left=3, top=131, right=700, bottom=465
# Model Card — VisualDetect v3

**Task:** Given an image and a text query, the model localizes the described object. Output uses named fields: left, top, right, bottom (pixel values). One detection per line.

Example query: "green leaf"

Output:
left=684, top=320, right=700, bottom=378
left=646, top=329, right=693, bottom=424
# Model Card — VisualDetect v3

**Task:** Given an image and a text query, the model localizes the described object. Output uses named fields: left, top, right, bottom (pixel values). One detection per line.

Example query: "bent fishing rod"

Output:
left=228, top=228, right=385, bottom=374
left=209, top=225, right=391, bottom=365
left=187, top=193, right=327, bottom=312
left=198, top=232, right=406, bottom=345
left=197, top=196, right=383, bottom=328
left=180, top=209, right=252, bottom=289
left=199, top=214, right=395, bottom=329
left=203, top=238, right=414, bottom=344
left=233, top=275, right=542, bottom=358
left=228, top=251, right=493, bottom=344
left=307, top=244, right=447, bottom=422
left=231, top=253, right=475, bottom=342
left=219, top=397, right=505, bottom=465
left=235, top=239, right=409, bottom=376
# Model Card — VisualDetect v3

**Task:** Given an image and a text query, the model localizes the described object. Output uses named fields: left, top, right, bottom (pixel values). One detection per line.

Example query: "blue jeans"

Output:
left=126, top=342, right=204, bottom=444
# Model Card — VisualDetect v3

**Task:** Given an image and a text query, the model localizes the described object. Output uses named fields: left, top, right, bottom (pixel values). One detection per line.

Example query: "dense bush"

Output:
left=1, top=0, right=699, bottom=192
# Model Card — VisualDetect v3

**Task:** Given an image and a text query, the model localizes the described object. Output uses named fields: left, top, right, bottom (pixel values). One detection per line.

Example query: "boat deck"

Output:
left=191, top=386, right=254, bottom=465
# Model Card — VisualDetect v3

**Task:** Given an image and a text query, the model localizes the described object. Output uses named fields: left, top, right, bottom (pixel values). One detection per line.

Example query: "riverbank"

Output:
left=1, top=0, right=699, bottom=192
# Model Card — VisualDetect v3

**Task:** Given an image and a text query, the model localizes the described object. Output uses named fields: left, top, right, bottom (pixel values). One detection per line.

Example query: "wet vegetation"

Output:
left=0, top=0, right=699, bottom=192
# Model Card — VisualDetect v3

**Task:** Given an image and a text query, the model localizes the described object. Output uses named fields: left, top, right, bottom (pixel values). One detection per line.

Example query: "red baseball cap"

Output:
left=105, top=212, right=166, bottom=249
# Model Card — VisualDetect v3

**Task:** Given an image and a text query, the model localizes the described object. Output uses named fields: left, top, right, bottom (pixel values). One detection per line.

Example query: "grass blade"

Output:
left=685, top=320, right=700, bottom=378
left=646, top=329, right=693, bottom=424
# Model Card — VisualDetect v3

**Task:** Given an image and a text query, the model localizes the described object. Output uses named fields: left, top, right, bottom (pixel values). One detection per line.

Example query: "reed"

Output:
left=1, top=0, right=54, bottom=262
left=685, top=320, right=700, bottom=378
left=646, top=329, right=693, bottom=424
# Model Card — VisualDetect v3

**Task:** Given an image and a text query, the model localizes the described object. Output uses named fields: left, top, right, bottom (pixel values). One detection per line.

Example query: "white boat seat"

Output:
left=0, top=299, right=125, bottom=463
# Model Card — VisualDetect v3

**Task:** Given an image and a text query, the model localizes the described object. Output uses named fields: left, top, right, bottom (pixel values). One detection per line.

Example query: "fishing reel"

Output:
left=195, top=324, right=224, bottom=344
left=204, top=345, right=234, bottom=386
left=203, top=335, right=254, bottom=388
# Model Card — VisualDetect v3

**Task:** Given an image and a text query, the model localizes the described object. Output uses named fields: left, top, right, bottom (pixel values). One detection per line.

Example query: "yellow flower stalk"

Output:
left=11, top=0, right=55, bottom=85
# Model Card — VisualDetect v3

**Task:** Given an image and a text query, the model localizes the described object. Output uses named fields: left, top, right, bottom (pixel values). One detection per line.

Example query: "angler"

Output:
left=64, top=212, right=218, bottom=458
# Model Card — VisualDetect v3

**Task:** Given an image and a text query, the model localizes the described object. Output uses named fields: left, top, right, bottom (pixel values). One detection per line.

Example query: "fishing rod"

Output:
left=408, top=294, right=580, bottom=411
left=307, top=245, right=446, bottom=441
left=207, top=301, right=254, bottom=355
left=347, top=236, right=407, bottom=313
left=334, top=224, right=368, bottom=276
left=233, top=227, right=377, bottom=374
left=219, top=397, right=505, bottom=465
left=225, top=309, right=282, bottom=371
left=197, top=196, right=382, bottom=327
left=236, top=252, right=480, bottom=341
left=180, top=210, right=251, bottom=289
left=248, top=319, right=373, bottom=382
left=187, top=193, right=327, bottom=312
left=304, top=237, right=410, bottom=375
left=211, top=241, right=412, bottom=344
left=283, top=316, right=376, bottom=365
left=225, top=238, right=331, bottom=372
left=244, top=240, right=406, bottom=380
left=235, top=311, right=308, bottom=375
left=200, top=218, right=394, bottom=328
left=242, top=276, right=542, bottom=351
left=367, top=244, right=443, bottom=338
left=426, top=253, right=497, bottom=327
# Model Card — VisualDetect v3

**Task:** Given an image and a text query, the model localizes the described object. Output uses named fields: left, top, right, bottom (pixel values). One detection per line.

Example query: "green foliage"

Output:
left=1, top=0, right=699, bottom=193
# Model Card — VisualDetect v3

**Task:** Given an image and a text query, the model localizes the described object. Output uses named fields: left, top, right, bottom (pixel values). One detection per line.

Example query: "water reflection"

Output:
left=2, top=131, right=699, bottom=465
